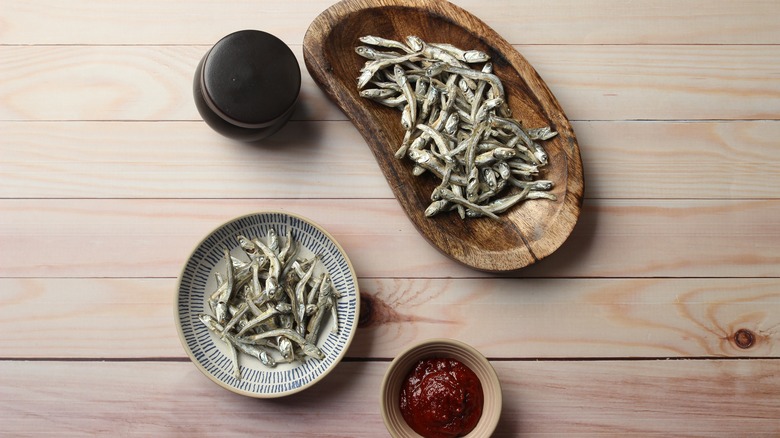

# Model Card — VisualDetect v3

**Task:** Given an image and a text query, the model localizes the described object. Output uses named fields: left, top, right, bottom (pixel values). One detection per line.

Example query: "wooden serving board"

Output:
left=303, top=0, right=584, bottom=272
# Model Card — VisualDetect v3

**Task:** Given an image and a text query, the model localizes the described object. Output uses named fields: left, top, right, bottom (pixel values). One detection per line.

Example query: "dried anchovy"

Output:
left=198, top=229, right=342, bottom=379
left=356, top=35, right=558, bottom=219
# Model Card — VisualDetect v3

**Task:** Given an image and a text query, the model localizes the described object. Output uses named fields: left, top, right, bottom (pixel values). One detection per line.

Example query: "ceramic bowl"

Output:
left=380, top=338, right=502, bottom=437
left=175, top=211, right=359, bottom=398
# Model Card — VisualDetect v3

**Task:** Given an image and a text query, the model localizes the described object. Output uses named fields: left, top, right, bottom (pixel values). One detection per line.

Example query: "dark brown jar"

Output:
left=193, top=30, right=301, bottom=142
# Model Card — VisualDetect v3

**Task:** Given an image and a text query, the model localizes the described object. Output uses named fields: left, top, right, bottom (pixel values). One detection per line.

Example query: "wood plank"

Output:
left=2, top=278, right=777, bottom=359
left=3, top=0, right=779, bottom=45
left=2, top=120, right=779, bottom=199
left=0, top=198, right=778, bottom=279
left=355, top=278, right=780, bottom=360
left=0, top=45, right=205, bottom=121
left=521, top=44, right=780, bottom=122
left=1, top=360, right=778, bottom=436
left=1, top=278, right=181, bottom=359
left=0, top=45, right=339, bottom=122
left=0, top=121, right=391, bottom=199
left=577, top=120, right=780, bottom=199
left=2, top=45, right=779, bottom=122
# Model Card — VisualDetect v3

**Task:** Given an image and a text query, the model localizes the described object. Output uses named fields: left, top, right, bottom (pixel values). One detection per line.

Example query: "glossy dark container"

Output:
left=193, top=30, right=301, bottom=141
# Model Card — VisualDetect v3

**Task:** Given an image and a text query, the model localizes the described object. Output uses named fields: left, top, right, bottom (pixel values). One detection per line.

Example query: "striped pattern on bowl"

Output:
left=175, top=211, right=359, bottom=398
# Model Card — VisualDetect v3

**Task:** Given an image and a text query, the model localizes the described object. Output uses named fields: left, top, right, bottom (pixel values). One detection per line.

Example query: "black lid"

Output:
left=202, top=30, right=300, bottom=128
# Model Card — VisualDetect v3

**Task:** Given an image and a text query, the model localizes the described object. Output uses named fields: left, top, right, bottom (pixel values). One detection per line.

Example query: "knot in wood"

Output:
left=358, top=293, right=373, bottom=328
left=733, top=329, right=755, bottom=349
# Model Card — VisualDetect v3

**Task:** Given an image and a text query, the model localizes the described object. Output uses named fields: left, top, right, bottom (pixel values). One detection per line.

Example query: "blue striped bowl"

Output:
left=175, top=211, right=360, bottom=398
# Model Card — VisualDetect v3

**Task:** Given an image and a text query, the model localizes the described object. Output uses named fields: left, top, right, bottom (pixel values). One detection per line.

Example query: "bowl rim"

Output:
left=174, top=210, right=360, bottom=398
left=380, top=337, right=503, bottom=437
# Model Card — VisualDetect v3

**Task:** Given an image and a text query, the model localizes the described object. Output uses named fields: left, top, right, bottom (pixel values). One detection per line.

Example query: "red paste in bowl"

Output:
left=399, top=358, right=484, bottom=438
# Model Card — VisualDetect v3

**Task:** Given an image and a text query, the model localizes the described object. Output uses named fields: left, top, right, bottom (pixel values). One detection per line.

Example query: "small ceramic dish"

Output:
left=175, top=211, right=359, bottom=398
left=381, top=338, right=502, bottom=437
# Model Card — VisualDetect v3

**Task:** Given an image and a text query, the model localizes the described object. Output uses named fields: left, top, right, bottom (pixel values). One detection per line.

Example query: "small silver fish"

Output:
left=355, top=35, right=558, bottom=220
left=359, top=35, right=413, bottom=53
left=198, top=229, right=343, bottom=374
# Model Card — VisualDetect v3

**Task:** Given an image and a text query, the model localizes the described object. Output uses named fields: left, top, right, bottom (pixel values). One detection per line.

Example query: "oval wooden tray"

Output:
left=303, top=0, right=584, bottom=272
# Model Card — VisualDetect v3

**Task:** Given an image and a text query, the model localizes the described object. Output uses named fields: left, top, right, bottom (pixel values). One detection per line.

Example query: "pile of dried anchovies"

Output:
left=356, top=35, right=558, bottom=219
left=198, top=229, right=341, bottom=380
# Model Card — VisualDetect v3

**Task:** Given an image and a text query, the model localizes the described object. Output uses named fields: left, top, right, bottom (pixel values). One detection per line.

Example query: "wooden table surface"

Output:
left=2, top=0, right=779, bottom=436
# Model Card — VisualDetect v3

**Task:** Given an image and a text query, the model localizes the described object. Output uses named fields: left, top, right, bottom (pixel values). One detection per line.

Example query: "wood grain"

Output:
left=577, top=120, right=780, bottom=199
left=0, top=45, right=202, bottom=121
left=0, top=121, right=391, bottom=199
left=521, top=44, right=780, bottom=122
left=1, top=360, right=778, bottom=436
left=2, top=0, right=778, bottom=434
left=2, top=120, right=779, bottom=199
left=3, top=44, right=780, bottom=122
left=0, top=198, right=778, bottom=279
left=2, top=278, right=777, bottom=359
left=3, top=0, right=779, bottom=45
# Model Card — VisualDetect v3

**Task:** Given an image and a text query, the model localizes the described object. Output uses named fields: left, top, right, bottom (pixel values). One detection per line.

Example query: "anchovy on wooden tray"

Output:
left=303, top=0, right=584, bottom=272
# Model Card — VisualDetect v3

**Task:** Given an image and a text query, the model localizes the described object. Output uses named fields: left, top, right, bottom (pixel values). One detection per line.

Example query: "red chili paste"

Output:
left=399, top=358, right=484, bottom=438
